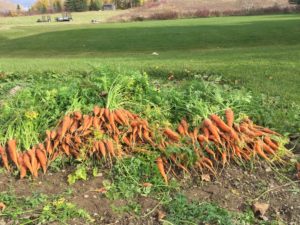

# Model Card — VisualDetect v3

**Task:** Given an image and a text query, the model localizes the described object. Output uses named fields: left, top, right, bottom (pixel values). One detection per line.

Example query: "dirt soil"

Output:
left=0, top=163, right=299, bottom=225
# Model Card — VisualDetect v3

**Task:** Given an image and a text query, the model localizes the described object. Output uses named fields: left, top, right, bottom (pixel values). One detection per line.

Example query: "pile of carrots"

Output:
left=0, top=107, right=286, bottom=183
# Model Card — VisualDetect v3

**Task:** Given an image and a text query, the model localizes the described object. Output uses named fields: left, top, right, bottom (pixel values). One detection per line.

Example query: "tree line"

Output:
left=30, top=0, right=148, bottom=13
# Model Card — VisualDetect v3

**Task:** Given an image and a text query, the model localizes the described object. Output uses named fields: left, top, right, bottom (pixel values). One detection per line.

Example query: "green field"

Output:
left=0, top=14, right=300, bottom=104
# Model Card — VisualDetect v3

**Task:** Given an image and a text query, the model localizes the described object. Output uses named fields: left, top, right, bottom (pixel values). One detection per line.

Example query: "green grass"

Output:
left=0, top=14, right=299, bottom=104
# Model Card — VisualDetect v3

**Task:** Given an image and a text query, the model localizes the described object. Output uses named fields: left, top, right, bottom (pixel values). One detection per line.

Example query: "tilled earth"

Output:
left=0, top=162, right=299, bottom=225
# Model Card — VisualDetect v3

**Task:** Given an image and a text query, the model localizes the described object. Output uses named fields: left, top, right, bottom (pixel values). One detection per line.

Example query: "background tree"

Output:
left=289, top=0, right=300, bottom=4
left=89, top=0, right=101, bottom=10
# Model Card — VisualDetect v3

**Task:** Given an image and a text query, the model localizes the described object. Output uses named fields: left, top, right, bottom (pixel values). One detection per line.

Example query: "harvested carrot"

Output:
left=59, top=116, right=72, bottom=141
left=93, top=106, right=101, bottom=116
left=7, top=139, right=19, bottom=168
left=23, top=153, right=34, bottom=176
left=164, top=128, right=180, bottom=142
left=36, top=148, right=47, bottom=174
left=254, top=142, right=270, bottom=161
left=18, top=154, right=27, bottom=179
left=263, top=137, right=278, bottom=151
left=177, top=124, right=185, bottom=136
left=105, top=140, right=116, bottom=157
left=0, top=145, right=10, bottom=170
left=210, top=114, right=232, bottom=133
left=156, top=157, right=168, bottom=185
left=28, top=149, right=38, bottom=178
left=225, top=108, right=234, bottom=127
left=203, top=119, right=221, bottom=143
left=98, top=141, right=107, bottom=158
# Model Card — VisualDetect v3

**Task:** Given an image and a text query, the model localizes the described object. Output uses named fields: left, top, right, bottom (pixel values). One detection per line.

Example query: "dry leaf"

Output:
left=157, top=210, right=166, bottom=220
left=93, top=187, right=107, bottom=194
left=142, top=182, right=153, bottom=187
left=0, top=202, right=6, bottom=211
left=201, top=174, right=211, bottom=182
left=252, top=202, right=269, bottom=216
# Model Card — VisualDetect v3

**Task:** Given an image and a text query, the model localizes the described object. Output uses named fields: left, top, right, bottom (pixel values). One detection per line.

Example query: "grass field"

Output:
left=0, top=14, right=300, bottom=105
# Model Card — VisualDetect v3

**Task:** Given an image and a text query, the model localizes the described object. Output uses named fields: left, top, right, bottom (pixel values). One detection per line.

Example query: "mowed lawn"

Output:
left=0, top=14, right=299, bottom=104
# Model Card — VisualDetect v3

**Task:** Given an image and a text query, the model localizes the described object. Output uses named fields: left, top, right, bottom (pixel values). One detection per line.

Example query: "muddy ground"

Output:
left=0, top=160, right=299, bottom=225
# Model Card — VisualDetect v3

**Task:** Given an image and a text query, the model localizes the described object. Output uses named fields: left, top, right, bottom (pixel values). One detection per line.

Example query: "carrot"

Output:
left=115, top=109, right=128, bottom=125
left=0, top=145, right=10, bottom=170
left=93, top=106, right=101, bottom=116
left=7, top=139, right=19, bottom=168
left=62, top=143, right=70, bottom=156
left=98, top=141, right=106, bottom=158
left=204, top=147, right=216, bottom=160
left=177, top=124, right=185, bottom=136
left=108, top=113, right=116, bottom=132
left=221, top=151, right=227, bottom=166
left=203, top=127, right=210, bottom=139
left=70, top=120, right=79, bottom=133
left=105, top=140, right=116, bottom=157
left=50, top=130, right=57, bottom=140
left=254, top=142, right=270, bottom=161
left=156, top=157, right=168, bottom=185
left=225, top=108, right=234, bottom=127
left=143, top=130, right=155, bottom=146
left=104, top=108, right=110, bottom=121
left=263, top=137, right=278, bottom=151
left=210, top=114, right=232, bottom=133
left=193, top=127, right=199, bottom=139
left=163, top=128, right=180, bottom=142
left=73, top=111, right=82, bottom=120
left=59, top=116, right=72, bottom=141
left=28, top=148, right=39, bottom=177
left=18, top=154, right=27, bottom=179
left=36, top=148, right=47, bottom=174
left=23, top=152, right=34, bottom=176
left=180, top=119, right=189, bottom=135
left=203, top=119, right=221, bottom=144
left=122, top=136, right=131, bottom=146
left=261, top=142, right=276, bottom=156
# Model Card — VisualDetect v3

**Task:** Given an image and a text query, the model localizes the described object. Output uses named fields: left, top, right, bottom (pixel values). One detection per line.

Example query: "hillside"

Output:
left=110, top=0, right=292, bottom=21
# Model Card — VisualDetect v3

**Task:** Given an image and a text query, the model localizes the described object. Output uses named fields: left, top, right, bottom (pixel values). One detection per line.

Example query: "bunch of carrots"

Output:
left=0, top=107, right=287, bottom=183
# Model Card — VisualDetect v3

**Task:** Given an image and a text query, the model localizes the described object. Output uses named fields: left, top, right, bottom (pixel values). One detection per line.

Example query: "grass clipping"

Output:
left=0, top=107, right=289, bottom=182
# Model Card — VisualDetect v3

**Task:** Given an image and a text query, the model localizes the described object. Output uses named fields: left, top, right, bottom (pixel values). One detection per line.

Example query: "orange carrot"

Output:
left=104, top=108, right=110, bottom=121
left=163, top=128, right=180, bottom=142
left=73, top=111, right=82, bottom=120
left=122, top=136, right=131, bottom=146
left=225, top=108, right=234, bottom=127
left=59, top=116, right=72, bottom=140
left=115, top=110, right=128, bottom=125
left=204, top=118, right=221, bottom=143
left=177, top=124, right=185, bottom=136
left=180, top=119, right=189, bottom=135
left=263, top=137, right=278, bottom=151
left=23, top=152, right=34, bottom=176
left=50, top=130, right=57, bottom=140
left=210, top=114, right=232, bottom=133
left=0, top=145, right=9, bottom=170
left=7, top=139, right=19, bottom=168
left=156, top=157, right=168, bottom=185
left=36, top=148, right=47, bottom=174
left=105, top=140, right=116, bottom=157
left=93, top=106, right=101, bottom=116
left=203, top=127, right=210, bottom=139
left=98, top=141, right=106, bottom=158
left=221, top=152, right=227, bottom=166
left=254, top=142, right=270, bottom=161
left=18, top=154, right=27, bottom=179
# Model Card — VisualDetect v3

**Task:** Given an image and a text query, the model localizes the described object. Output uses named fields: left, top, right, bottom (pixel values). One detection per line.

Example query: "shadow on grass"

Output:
left=0, top=17, right=300, bottom=57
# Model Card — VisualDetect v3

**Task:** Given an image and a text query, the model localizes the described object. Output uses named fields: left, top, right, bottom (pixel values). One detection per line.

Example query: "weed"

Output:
left=0, top=191, right=92, bottom=224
